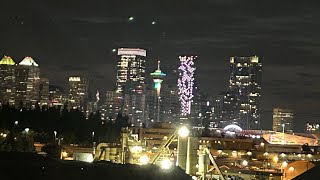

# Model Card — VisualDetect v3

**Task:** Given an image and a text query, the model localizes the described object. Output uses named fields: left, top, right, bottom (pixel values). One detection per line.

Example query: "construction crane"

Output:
left=149, top=127, right=225, bottom=180
left=150, top=129, right=178, bottom=164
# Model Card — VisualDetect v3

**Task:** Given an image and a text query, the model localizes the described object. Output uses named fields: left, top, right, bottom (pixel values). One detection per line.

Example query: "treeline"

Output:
left=0, top=103, right=130, bottom=147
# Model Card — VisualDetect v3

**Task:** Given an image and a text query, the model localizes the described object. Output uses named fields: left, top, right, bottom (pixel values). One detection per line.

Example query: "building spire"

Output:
left=157, top=60, right=161, bottom=70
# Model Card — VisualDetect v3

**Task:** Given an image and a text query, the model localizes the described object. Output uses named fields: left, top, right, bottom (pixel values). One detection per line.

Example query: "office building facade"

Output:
left=0, top=56, right=16, bottom=105
left=229, top=56, right=262, bottom=130
left=68, top=76, right=88, bottom=111
left=272, top=108, right=294, bottom=133
left=15, top=57, right=40, bottom=107
left=116, top=48, right=147, bottom=127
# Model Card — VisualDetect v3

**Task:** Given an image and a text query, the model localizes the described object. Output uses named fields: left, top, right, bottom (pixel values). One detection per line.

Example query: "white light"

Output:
left=14, top=121, right=18, bottom=125
left=289, top=166, right=294, bottom=171
left=307, top=154, right=312, bottom=158
left=139, top=155, right=149, bottom=165
left=246, top=151, right=252, bottom=156
left=282, top=161, right=288, bottom=168
left=178, top=127, right=189, bottom=138
left=280, top=153, right=286, bottom=158
left=161, top=159, right=172, bottom=170
left=131, top=146, right=143, bottom=153
left=24, top=128, right=30, bottom=133
left=232, top=151, right=237, bottom=157
left=242, top=160, right=248, bottom=166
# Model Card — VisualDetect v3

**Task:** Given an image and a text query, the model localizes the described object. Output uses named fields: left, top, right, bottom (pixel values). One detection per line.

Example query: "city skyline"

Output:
left=1, top=0, right=320, bottom=131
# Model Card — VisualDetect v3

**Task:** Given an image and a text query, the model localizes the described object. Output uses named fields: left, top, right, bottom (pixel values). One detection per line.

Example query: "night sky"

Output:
left=1, top=0, right=320, bottom=131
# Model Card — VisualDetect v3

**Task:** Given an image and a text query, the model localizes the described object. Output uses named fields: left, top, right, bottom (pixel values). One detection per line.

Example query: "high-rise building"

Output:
left=116, top=48, right=146, bottom=127
left=116, top=48, right=146, bottom=93
left=305, top=122, right=320, bottom=134
left=15, top=57, right=40, bottom=107
left=229, top=56, right=262, bottom=130
left=213, top=91, right=238, bottom=128
left=0, top=56, right=16, bottom=105
left=102, top=90, right=123, bottom=121
left=68, top=76, right=88, bottom=111
left=178, top=55, right=196, bottom=117
left=272, top=108, right=294, bottom=133
left=49, top=85, right=67, bottom=107
left=39, top=78, right=49, bottom=106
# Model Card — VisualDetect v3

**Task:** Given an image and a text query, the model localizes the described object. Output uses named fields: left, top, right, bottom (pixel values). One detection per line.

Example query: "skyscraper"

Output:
left=49, top=85, right=66, bottom=107
left=178, top=55, right=196, bottom=117
left=229, top=56, right=262, bottom=130
left=39, top=78, right=49, bottom=106
left=0, top=56, right=16, bottom=105
left=273, top=108, right=294, bottom=133
left=15, top=57, right=40, bottom=107
left=68, top=76, right=88, bottom=111
left=213, top=91, right=238, bottom=128
left=116, top=48, right=146, bottom=93
left=117, top=48, right=146, bottom=127
left=103, top=90, right=123, bottom=121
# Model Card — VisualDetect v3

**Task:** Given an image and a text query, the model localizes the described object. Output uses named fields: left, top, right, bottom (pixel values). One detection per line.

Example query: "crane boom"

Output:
left=204, top=148, right=225, bottom=180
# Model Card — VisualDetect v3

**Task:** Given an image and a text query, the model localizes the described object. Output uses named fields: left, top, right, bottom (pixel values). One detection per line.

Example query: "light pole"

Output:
left=92, top=131, right=96, bottom=155
left=282, top=124, right=285, bottom=144
left=54, top=131, right=57, bottom=144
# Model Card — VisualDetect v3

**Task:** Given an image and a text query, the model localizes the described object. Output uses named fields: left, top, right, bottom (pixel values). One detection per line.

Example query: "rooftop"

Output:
left=0, top=56, right=15, bottom=65
left=19, top=57, right=39, bottom=66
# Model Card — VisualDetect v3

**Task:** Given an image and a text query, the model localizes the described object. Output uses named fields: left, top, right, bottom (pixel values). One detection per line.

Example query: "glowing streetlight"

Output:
left=139, top=155, right=149, bottom=165
left=161, top=159, right=172, bottom=170
left=307, top=154, right=312, bottom=158
left=273, top=156, right=279, bottom=163
left=282, top=161, right=288, bottom=168
left=242, top=160, right=248, bottom=166
left=128, top=16, right=134, bottom=21
left=24, top=128, right=30, bottom=134
left=54, top=131, right=57, bottom=143
left=14, top=121, right=18, bottom=125
left=280, top=153, right=286, bottom=158
left=232, top=151, right=238, bottom=158
left=289, top=166, right=294, bottom=171
left=178, top=127, right=189, bottom=138
left=112, top=48, right=116, bottom=53
left=131, top=146, right=143, bottom=153
left=61, top=151, right=68, bottom=158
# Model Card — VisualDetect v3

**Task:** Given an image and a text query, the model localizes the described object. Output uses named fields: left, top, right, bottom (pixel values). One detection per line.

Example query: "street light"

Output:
left=289, top=166, right=294, bottom=171
left=139, top=155, right=150, bottom=165
left=24, top=128, right=30, bottom=134
left=178, top=126, right=189, bottom=138
left=282, top=124, right=285, bottom=144
left=161, top=159, right=172, bottom=170
left=54, top=131, right=57, bottom=143
left=242, top=160, right=248, bottom=166
left=282, top=161, right=288, bottom=168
